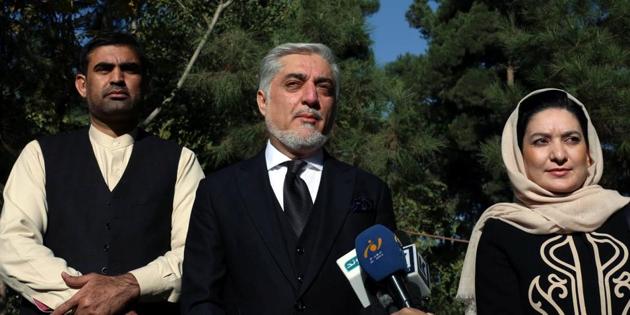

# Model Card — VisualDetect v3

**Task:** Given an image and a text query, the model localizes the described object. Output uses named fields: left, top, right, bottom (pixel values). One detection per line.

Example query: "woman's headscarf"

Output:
left=456, top=88, right=630, bottom=314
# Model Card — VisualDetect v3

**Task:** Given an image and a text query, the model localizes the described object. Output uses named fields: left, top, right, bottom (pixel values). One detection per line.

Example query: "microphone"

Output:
left=396, top=231, right=431, bottom=299
left=336, top=229, right=432, bottom=309
left=336, top=246, right=431, bottom=309
left=355, top=224, right=412, bottom=309
left=402, top=244, right=431, bottom=297
left=335, top=250, right=373, bottom=307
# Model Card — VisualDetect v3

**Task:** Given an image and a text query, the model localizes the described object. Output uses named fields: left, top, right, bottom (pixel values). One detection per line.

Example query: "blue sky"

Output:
left=367, top=1, right=428, bottom=65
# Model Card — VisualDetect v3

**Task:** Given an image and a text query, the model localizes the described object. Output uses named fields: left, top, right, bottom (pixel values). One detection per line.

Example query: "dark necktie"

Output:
left=282, top=160, right=313, bottom=237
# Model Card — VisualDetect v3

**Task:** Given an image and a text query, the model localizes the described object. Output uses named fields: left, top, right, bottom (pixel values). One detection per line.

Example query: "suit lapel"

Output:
left=236, top=150, right=297, bottom=291
left=299, top=153, right=356, bottom=293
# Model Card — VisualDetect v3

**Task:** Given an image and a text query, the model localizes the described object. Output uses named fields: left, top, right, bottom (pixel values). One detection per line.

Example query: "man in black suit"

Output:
left=180, top=43, right=395, bottom=314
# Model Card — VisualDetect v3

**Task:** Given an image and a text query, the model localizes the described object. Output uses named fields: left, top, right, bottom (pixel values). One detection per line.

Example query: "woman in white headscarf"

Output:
left=457, top=88, right=630, bottom=314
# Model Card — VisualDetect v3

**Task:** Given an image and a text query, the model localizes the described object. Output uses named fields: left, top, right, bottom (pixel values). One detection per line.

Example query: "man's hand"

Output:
left=391, top=307, right=433, bottom=315
left=51, top=272, right=140, bottom=315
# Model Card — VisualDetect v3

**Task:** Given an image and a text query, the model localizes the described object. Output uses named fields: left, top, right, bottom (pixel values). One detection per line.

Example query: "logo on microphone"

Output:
left=344, top=256, right=359, bottom=271
left=362, top=237, right=383, bottom=262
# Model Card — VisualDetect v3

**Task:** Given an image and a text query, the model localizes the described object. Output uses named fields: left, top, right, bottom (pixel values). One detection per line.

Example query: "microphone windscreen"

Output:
left=355, top=224, right=407, bottom=282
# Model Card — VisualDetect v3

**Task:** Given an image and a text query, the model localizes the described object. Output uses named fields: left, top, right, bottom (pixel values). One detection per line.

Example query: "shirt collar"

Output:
left=88, top=124, right=136, bottom=149
left=265, top=140, right=324, bottom=171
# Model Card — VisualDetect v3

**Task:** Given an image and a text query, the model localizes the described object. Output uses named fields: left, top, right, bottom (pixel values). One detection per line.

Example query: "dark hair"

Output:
left=78, top=32, right=148, bottom=78
left=517, top=90, right=589, bottom=150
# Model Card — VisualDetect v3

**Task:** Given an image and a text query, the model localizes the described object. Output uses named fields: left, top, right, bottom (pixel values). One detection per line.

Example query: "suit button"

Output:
left=105, top=223, right=111, bottom=230
left=100, top=267, right=109, bottom=275
left=294, top=300, right=306, bottom=311
left=297, top=273, right=303, bottom=283
left=296, top=247, right=304, bottom=255
left=103, top=244, right=110, bottom=252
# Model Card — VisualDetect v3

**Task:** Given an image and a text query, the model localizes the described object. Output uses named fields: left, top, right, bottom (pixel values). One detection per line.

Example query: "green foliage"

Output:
left=422, top=247, right=466, bottom=314
left=0, top=286, right=19, bottom=315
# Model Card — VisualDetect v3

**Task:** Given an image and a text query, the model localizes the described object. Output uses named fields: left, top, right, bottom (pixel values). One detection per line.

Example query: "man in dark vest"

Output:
left=0, top=32, right=204, bottom=314
left=180, top=43, right=396, bottom=314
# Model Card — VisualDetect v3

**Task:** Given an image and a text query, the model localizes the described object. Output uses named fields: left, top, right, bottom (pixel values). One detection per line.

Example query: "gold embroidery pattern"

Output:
left=528, top=233, right=630, bottom=315
left=529, top=274, right=567, bottom=314
left=613, top=272, right=630, bottom=314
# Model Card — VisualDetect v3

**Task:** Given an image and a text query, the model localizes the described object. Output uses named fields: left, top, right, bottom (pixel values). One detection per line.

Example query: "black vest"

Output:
left=21, top=128, right=181, bottom=314
left=271, top=179, right=324, bottom=296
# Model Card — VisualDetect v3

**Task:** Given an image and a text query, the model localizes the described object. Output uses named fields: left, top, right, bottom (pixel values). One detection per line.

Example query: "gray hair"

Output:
left=258, top=43, right=340, bottom=100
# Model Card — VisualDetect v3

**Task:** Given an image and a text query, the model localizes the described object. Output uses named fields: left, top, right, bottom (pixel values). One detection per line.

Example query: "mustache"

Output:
left=293, top=108, right=322, bottom=120
left=103, top=86, right=129, bottom=96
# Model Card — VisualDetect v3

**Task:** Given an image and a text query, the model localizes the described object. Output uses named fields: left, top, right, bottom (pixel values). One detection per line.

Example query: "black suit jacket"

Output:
left=180, top=150, right=395, bottom=315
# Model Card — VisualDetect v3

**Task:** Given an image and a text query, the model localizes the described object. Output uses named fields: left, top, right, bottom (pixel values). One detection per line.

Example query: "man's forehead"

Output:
left=277, top=53, right=332, bottom=76
left=87, top=45, right=141, bottom=65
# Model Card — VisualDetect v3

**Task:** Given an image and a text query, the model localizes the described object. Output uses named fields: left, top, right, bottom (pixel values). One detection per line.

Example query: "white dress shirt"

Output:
left=0, top=125, right=205, bottom=309
left=264, top=141, right=323, bottom=209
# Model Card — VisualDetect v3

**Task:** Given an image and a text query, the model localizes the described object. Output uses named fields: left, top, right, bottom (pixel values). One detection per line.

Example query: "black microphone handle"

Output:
left=386, top=273, right=412, bottom=309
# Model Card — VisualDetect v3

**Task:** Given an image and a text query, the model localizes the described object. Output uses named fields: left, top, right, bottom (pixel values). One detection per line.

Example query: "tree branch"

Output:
left=401, top=229, right=469, bottom=244
left=140, top=0, right=234, bottom=127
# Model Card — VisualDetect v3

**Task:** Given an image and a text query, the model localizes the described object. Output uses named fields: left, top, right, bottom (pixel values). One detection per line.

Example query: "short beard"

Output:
left=266, top=116, right=329, bottom=154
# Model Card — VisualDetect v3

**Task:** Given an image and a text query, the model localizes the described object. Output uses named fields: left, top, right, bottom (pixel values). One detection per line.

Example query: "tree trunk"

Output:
left=507, top=63, right=515, bottom=87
